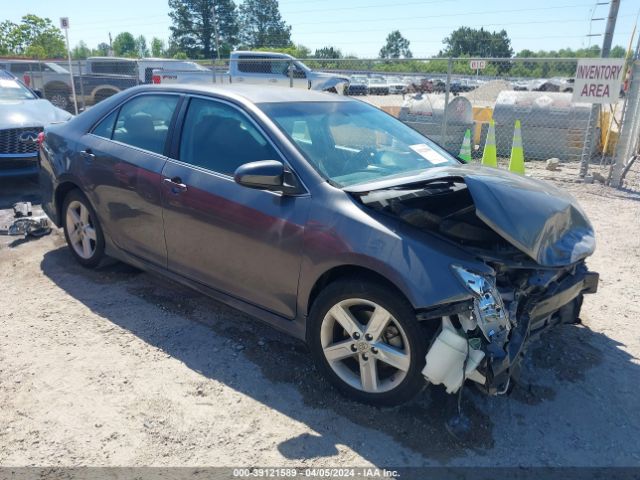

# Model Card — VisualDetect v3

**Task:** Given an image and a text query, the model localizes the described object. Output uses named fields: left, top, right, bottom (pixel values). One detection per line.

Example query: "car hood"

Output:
left=0, top=99, right=72, bottom=129
left=346, top=164, right=595, bottom=267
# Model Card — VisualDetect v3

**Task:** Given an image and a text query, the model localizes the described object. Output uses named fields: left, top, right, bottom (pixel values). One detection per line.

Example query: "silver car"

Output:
left=0, top=70, right=72, bottom=177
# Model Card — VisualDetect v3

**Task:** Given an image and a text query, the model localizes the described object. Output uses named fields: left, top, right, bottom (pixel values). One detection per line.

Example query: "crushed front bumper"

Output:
left=419, top=263, right=599, bottom=395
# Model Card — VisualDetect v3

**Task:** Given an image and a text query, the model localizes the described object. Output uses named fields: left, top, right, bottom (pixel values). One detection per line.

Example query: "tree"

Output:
left=72, top=41, right=91, bottom=59
left=151, top=37, right=165, bottom=57
left=314, top=46, right=342, bottom=59
left=169, top=0, right=238, bottom=58
left=112, top=32, right=137, bottom=57
left=94, top=42, right=110, bottom=56
left=0, top=15, right=66, bottom=58
left=238, top=0, right=291, bottom=49
left=610, top=45, right=626, bottom=58
left=379, top=31, right=412, bottom=59
left=135, top=35, right=149, bottom=57
left=440, top=27, right=513, bottom=57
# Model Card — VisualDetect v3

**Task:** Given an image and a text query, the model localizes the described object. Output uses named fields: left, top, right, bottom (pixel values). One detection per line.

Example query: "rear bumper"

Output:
left=0, top=154, right=39, bottom=177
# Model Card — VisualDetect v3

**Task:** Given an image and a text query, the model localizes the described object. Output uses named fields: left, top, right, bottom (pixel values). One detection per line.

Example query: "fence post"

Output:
left=440, top=57, right=453, bottom=147
left=610, top=59, right=640, bottom=187
left=77, top=60, right=86, bottom=112
left=289, top=61, right=294, bottom=88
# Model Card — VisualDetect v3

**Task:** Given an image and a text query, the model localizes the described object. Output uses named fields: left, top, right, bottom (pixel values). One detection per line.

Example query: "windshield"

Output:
left=0, top=77, right=36, bottom=101
left=259, top=101, right=459, bottom=187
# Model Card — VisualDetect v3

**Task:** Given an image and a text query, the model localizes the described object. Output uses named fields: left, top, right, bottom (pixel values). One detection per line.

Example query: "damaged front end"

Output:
left=348, top=165, right=599, bottom=395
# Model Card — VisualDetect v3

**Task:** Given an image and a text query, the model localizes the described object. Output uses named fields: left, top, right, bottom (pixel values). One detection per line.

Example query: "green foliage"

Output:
left=238, top=0, right=291, bottom=49
left=314, top=46, right=342, bottom=59
left=112, top=32, right=137, bottom=57
left=151, top=37, right=165, bottom=57
left=135, top=35, right=149, bottom=57
left=72, top=40, right=91, bottom=59
left=255, top=44, right=309, bottom=58
left=379, top=31, right=412, bottom=59
left=0, top=15, right=66, bottom=58
left=172, top=51, right=188, bottom=59
left=93, top=43, right=110, bottom=56
left=169, top=0, right=238, bottom=59
left=441, top=27, right=513, bottom=58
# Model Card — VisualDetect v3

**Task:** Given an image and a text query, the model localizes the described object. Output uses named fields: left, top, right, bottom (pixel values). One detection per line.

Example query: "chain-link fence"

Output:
left=3, top=54, right=638, bottom=190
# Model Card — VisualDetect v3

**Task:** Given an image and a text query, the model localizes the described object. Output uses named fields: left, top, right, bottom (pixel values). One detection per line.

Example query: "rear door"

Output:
left=161, top=96, right=310, bottom=318
left=81, top=93, right=181, bottom=266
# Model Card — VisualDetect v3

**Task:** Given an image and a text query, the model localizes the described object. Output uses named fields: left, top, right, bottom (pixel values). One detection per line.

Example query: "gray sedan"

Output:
left=0, top=70, right=72, bottom=177
left=39, top=85, right=598, bottom=406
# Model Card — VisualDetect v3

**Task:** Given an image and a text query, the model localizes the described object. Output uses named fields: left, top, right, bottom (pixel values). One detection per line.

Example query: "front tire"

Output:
left=62, top=190, right=105, bottom=268
left=308, top=278, right=434, bottom=406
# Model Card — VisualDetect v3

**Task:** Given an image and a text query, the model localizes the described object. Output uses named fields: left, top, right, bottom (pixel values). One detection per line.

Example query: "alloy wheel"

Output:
left=65, top=200, right=98, bottom=260
left=320, top=298, right=411, bottom=393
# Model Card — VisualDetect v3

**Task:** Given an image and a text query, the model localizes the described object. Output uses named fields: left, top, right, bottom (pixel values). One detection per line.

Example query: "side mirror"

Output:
left=234, top=160, right=300, bottom=194
left=33, top=89, right=43, bottom=98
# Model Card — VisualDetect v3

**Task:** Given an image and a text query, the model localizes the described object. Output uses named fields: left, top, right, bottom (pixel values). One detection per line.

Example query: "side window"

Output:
left=111, top=94, right=179, bottom=154
left=179, top=97, right=279, bottom=176
left=92, top=110, right=118, bottom=139
left=237, top=56, right=273, bottom=74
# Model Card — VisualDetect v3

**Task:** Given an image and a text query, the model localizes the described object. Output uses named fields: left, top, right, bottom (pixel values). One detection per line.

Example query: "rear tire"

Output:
left=307, top=277, right=434, bottom=406
left=62, top=189, right=105, bottom=268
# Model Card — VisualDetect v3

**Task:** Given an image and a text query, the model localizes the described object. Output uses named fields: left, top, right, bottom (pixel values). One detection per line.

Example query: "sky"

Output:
left=3, top=0, right=640, bottom=58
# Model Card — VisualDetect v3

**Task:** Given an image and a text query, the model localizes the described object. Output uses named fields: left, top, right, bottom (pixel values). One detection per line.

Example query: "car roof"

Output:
left=133, top=84, right=352, bottom=104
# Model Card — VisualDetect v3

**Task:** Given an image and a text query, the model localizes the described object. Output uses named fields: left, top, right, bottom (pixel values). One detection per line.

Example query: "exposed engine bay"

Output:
left=349, top=169, right=599, bottom=395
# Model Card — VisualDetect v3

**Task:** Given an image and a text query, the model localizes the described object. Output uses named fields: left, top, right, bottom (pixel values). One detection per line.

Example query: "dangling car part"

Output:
left=0, top=202, right=51, bottom=237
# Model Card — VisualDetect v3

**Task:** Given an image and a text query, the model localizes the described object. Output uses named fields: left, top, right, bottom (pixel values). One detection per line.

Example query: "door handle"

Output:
left=163, top=176, right=187, bottom=193
left=80, top=149, right=95, bottom=162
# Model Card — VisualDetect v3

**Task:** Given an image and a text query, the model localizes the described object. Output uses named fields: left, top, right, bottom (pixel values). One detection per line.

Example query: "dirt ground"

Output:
left=1, top=163, right=639, bottom=468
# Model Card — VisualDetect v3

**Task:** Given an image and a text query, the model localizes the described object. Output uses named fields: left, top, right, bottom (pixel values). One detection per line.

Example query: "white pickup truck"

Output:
left=153, top=51, right=350, bottom=94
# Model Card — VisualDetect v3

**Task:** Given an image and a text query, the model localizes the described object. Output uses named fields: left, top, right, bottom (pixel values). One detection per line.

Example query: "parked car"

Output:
left=40, top=84, right=599, bottom=406
left=386, top=76, right=406, bottom=94
left=0, top=70, right=71, bottom=177
left=367, top=76, right=389, bottom=95
left=154, top=51, right=350, bottom=94
left=76, top=57, right=140, bottom=106
left=0, top=59, right=74, bottom=110
left=347, top=75, right=369, bottom=96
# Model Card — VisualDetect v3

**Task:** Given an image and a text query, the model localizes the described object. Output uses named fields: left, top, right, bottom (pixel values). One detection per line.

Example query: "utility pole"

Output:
left=211, top=0, right=222, bottom=83
left=60, top=17, right=78, bottom=115
left=579, top=0, right=621, bottom=177
left=108, top=32, right=113, bottom=57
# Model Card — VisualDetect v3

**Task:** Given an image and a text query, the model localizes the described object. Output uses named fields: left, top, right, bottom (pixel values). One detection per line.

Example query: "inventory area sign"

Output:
left=572, top=58, right=624, bottom=104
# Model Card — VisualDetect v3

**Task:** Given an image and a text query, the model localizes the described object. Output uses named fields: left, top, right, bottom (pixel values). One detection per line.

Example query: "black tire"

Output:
left=307, top=277, right=435, bottom=406
left=62, top=189, right=105, bottom=268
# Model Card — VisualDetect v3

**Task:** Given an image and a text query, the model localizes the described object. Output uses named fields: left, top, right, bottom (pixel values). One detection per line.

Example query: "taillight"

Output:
left=152, top=74, right=161, bottom=84
left=37, top=132, right=45, bottom=148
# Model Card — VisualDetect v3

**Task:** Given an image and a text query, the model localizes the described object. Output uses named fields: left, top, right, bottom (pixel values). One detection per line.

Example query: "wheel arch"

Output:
left=44, top=80, right=71, bottom=94
left=306, top=264, right=411, bottom=319
left=91, top=85, right=121, bottom=104
left=55, top=181, right=82, bottom=225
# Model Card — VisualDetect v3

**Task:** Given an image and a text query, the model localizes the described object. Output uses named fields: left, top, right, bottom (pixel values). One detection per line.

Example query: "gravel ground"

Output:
left=1, top=163, right=639, bottom=468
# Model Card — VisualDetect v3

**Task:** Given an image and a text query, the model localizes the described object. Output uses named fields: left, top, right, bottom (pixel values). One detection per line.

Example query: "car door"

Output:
left=81, top=93, right=181, bottom=267
left=161, top=96, right=310, bottom=319
left=235, top=55, right=282, bottom=87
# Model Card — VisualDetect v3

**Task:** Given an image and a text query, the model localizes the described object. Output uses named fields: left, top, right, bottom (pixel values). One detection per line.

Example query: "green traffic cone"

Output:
left=481, top=119, right=497, bottom=167
left=459, top=128, right=472, bottom=163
